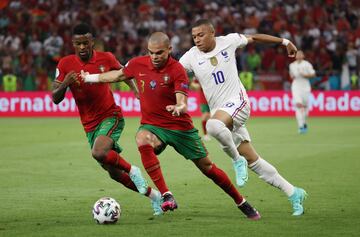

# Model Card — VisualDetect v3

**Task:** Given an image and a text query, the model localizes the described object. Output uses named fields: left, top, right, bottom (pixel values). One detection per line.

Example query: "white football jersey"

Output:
left=180, top=33, right=249, bottom=110
left=289, top=60, right=315, bottom=91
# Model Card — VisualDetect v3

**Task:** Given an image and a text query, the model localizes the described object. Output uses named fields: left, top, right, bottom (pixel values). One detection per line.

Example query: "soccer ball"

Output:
left=92, top=197, right=121, bottom=224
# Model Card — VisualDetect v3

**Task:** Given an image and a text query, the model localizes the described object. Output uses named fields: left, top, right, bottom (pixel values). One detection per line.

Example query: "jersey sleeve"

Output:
left=174, top=64, right=189, bottom=95
left=305, top=61, right=316, bottom=75
left=179, top=51, right=192, bottom=72
left=226, top=33, right=248, bottom=49
left=289, top=63, right=296, bottom=78
left=122, top=58, right=136, bottom=78
left=107, top=52, right=122, bottom=70
left=54, top=59, right=66, bottom=83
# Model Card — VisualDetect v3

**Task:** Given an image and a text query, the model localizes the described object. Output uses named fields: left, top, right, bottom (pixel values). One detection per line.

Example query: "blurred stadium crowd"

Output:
left=0, top=0, right=359, bottom=92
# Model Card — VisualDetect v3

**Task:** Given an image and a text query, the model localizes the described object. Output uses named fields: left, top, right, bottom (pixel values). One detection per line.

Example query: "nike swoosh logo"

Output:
left=139, top=73, right=146, bottom=76
left=198, top=61, right=205, bottom=65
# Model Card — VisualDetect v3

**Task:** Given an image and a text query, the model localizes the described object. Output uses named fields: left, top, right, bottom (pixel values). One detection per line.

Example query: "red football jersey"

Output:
left=123, top=56, right=194, bottom=131
left=199, top=89, right=208, bottom=105
left=55, top=51, right=123, bottom=132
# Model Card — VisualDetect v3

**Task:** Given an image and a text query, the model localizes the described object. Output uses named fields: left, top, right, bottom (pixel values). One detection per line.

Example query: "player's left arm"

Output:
left=166, top=92, right=188, bottom=117
left=245, top=34, right=297, bottom=57
left=124, top=79, right=139, bottom=99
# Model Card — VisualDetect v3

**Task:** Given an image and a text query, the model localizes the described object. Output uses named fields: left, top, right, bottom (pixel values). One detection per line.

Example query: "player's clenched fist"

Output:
left=63, top=71, right=78, bottom=86
left=286, top=41, right=297, bottom=58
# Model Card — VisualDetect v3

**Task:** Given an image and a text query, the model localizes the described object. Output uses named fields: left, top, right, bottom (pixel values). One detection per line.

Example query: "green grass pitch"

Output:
left=0, top=117, right=359, bottom=237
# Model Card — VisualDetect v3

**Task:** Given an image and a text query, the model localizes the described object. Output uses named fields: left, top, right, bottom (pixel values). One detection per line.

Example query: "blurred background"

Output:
left=1, top=0, right=360, bottom=92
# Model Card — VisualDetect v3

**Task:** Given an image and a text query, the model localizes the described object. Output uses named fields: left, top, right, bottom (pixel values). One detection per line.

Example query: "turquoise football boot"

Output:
left=289, top=187, right=308, bottom=216
left=233, top=157, right=248, bottom=187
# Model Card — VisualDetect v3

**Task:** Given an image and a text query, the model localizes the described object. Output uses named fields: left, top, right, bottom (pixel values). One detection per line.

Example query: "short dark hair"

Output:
left=72, top=23, right=93, bottom=36
left=192, top=19, right=213, bottom=29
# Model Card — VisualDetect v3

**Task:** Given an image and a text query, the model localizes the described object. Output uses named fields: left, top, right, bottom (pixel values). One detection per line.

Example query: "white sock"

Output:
left=148, top=188, right=161, bottom=200
left=295, top=107, right=305, bottom=128
left=249, top=158, right=295, bottom=197
left=206, top=119, right=241, bottom=161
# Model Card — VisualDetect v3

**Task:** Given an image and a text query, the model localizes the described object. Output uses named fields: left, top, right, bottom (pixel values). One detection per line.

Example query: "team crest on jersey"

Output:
left=150, top=80, right=157, bottom=90
left=99, top=65, right=105, bottom=72
left=161, top=74, right=170, bottom=86
left=210, top=56, right=218, bottom=66
left=221, top=50, right=230, bottom=62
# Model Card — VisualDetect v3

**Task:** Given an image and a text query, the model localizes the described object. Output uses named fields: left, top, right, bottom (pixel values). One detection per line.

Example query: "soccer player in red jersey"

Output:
left=51, top=23, right=163, bottom=216
left=81, top=32, right=261, bottom=220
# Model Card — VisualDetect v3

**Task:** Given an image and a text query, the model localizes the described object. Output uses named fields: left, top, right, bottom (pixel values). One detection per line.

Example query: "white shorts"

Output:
left=211, top=99, right=251, bottom=146
left=291, top=83, right=311, bottom=105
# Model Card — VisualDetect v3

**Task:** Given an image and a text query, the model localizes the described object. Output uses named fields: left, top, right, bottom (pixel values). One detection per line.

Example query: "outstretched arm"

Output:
left=246, top=34, right=297, bottom=57
left=165, top=92, right=188, bottom=117
left=81, top=69, right=128, bottom=83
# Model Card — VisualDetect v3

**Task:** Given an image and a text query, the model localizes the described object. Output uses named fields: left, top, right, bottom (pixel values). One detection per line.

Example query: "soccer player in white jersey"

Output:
left=289, top=50, right=316, bottom=134
left=179, top=19, right=307, bottom=216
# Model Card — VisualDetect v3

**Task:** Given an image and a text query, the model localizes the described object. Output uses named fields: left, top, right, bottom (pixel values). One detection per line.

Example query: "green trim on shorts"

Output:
left=138, top=124, right=208, bottom=160
left=200, top=103, right=210, bottom=113
left=86, top=117, right=125, bottom=153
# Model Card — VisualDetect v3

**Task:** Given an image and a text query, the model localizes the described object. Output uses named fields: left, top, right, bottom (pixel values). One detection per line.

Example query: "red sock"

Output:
left=138, top=145, right=169, bottom=194
left=113, top=172, right=138, bottom=192
left=202, top=120, right=207, bottom=135
left=204, top=163, right=244, bottom=205
left=103, top=150, right=131, bottom=173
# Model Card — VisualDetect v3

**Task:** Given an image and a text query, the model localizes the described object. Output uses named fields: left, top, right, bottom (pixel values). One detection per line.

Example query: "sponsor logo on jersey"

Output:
left=225, top=102, right=235, bottom=107
left=198, top=61, right=205, bottom=65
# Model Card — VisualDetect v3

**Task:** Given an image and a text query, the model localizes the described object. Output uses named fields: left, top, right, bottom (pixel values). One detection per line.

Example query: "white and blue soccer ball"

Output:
left=92, top=197, right=121, bottom=224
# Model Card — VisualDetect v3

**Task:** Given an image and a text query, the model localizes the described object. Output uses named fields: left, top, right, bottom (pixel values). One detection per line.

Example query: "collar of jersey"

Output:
left=198, top=39, right=230, bottom=59
left=76, top=50, right=97, bottom=65
left=147, top=56, right=174, bottom=72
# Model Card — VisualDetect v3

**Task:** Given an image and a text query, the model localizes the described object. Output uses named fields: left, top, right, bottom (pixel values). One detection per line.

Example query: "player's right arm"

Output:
left=81, top=69, right=128, bottom=83
left=52, top=71, right=77, bottom=104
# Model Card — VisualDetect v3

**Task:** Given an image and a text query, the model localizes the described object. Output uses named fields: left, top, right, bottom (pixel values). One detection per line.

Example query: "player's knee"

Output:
left=193, top=157, right=212, bottom=174
left=135, top=132, right=153, bottom=146
left=206, top=119, right=226, bottom=137
left=91, top=147, right=107, bottom=162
